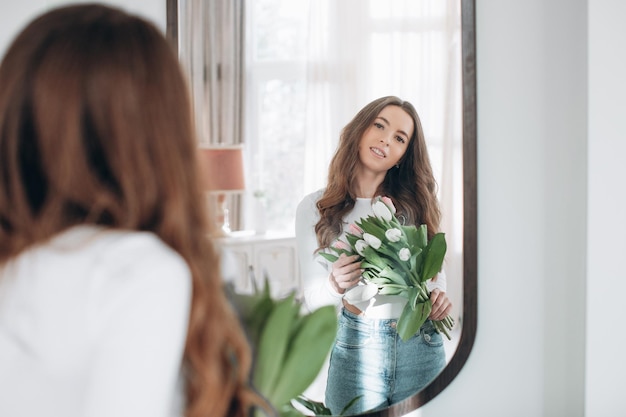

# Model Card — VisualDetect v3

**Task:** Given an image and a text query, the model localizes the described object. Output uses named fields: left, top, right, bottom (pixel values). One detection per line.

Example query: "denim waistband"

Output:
left=341, top=306, right=435, bottom=334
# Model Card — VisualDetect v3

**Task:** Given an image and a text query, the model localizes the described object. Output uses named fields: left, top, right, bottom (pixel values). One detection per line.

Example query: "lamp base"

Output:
left=209, top=194, right=231, bottom=237
left=210, top=228, right=227, bottom=238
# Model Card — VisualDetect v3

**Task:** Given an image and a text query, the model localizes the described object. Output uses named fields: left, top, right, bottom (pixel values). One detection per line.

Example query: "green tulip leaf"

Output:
left=421, top=233, right=447, bottom=281
left=362, top=245, right=389, bottom=267
left=403, top=287, right=418, bottom=309
left=378, top=266, right=408, bottom=286
left=397, top=300, right=431, bottom=341
left=377, top=286, right=404, bottom=296
left=416, top=224, right=428, bottom=248
left=360, top=260, right=382, bottom=272
left=372, top=243, right=404, bottom=264
left=356, top=219, right=387, bottom=241
left=318, top=252, right=339, bottom=263
left=345, top=233, right=361, bottom=247
left=367, top=276, right=392, bottom=286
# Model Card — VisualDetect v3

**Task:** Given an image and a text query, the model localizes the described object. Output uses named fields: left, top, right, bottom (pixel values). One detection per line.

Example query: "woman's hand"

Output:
left=329, top=254, right=362, bottom=294
left=429, top=289, right=452, bottom=321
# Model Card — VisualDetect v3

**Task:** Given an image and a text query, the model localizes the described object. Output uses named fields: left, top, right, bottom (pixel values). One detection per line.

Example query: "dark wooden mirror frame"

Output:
left=165, top=0, right=476, bottom=414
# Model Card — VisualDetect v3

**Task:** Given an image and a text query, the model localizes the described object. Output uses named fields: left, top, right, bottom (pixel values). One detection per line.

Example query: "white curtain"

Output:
left=178, top=0, right=245, bottom=147
left=178, top=0, right=245, bottom=230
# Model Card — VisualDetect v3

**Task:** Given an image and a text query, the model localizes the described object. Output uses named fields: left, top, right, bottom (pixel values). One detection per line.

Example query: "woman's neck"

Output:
left=354, top=171, right=385, bottom=198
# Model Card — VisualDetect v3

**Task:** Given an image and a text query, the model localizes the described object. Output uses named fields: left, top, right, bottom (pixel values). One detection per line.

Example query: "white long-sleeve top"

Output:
left=295, top=189, right=446, bottom=319
left=0, top=226, right=191, bottom=417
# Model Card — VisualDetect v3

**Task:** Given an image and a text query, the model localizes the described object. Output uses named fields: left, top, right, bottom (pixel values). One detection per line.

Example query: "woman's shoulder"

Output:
left=297, top=189, right=325, bottom=211
left=301, top=188, right=325, bottom=203
left=53, top=225, right=178, bottom=256
left=296, top=189, right=325, bottom=223
left=2, top=226, right=191, bottom=330
left=50, top=226, right=190, bottom=281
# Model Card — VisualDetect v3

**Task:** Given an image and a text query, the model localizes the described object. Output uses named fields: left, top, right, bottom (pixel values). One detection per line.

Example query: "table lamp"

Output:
left=199, top=145, right=245, bottom=236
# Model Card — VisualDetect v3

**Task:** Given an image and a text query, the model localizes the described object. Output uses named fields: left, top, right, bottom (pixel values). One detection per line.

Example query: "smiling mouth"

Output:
left=370, top=147, right=386, bottom=158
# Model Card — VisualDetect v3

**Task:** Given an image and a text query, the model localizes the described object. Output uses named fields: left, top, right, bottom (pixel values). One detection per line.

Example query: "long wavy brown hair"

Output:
left=315, top=96, right=441, bottom=248
left=0, top=5, right=264, bottom=417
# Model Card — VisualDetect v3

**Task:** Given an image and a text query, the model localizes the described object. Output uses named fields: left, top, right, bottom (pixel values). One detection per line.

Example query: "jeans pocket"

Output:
left=419, top=323, right=444, bottom=348
left=334, top=320, right=372, bottom=349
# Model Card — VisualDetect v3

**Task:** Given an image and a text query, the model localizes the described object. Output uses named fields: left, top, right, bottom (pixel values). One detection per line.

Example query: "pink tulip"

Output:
left=381, top=196, right=396, bottom=214
left=348, top=223, right=363, bottom=237
left=333, top=240, right=351, bottom=251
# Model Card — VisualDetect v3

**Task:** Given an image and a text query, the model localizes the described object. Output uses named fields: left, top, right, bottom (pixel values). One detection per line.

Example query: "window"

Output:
left=243, top=0, right=461, bottom=238
left=243, top=0, right=309, bottom=233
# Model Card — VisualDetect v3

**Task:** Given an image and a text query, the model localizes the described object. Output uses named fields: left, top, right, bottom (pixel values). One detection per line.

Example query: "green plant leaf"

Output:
left=401, top=224, right=425, bottom=249
left=370, top=241, right=404, bottom=263
left=253, top=294, right=299, bottom=397
left=360, top=260, right=382, bottom=272
left=366, top=276, right=392, bottom=286
left=278, top=403, right=306, bottom=417
left=245, top=295, right=276, bottom=347
left=421, top=233, right=447, bottom=281
left=340, top=395, right=364, bottom=416
left=356, top=219, right=387, bottom=241
left=318, top=252, right=339, bottom=263
left=294, top=396, right=333, bottom=415
left=408, top=247, right=422, bottom=277
left=404, top=287, right=418, bottom=309
left=361, top=270, right=377, bottom=281
left=334, top=248, right=354, bottom=256
left=397, top=300, right=431, bottom=341
left=345, top=233, right=361, bottom=247
left=377, top=285, right=405, bottom=295
left=267, top=305, right=337, bottom=407
left=405, top=224, right=428, bottom=249
left=361, top=245, right=388, bottom=268
left=225, top=282, right=277, bottom=349
left=378, top=266, right=408, bottom=286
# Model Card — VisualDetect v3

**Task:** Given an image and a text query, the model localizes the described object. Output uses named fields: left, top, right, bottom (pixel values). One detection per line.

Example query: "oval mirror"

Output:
left=166, top=0, right=476, bottom=414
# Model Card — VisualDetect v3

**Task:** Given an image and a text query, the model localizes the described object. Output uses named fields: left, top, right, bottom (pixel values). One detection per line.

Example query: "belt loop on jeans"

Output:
left=342, top=298, right=364, bottom=316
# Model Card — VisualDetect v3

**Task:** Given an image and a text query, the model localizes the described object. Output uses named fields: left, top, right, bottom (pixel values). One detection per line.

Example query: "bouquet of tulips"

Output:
left=319, top=196, right=455, bottom=341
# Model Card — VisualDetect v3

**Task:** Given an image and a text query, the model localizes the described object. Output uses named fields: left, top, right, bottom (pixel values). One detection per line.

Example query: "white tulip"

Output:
left=399, top=247, right=411, bottom=261
left=363, top=233, right=382, bottom=250
left=355, top=240, right=369, bottom=256
left=385, top=228, right=402, bottom=242
left=372, top=201, right=393, bottom=221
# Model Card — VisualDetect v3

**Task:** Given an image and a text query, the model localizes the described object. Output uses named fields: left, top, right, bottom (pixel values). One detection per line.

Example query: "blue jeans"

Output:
left=325, top=308, right=446, bottom=415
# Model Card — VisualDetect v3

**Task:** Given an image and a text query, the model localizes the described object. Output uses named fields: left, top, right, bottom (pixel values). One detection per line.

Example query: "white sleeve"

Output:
left=84, top=238, right=191, bottom=417
left=426, top=269, right=447, bottom=293
left=295, top=192, right=343, bottom=312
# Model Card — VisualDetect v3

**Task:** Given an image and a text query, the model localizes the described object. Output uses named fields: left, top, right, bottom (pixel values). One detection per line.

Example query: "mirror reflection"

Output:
left=296, top=95, right=456, bottom=415
left=171, top=0, right=464, bottom=414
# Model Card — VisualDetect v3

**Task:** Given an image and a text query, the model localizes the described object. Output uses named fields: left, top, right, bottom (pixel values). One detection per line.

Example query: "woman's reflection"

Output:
left=295, top=96, right=452, bottom=415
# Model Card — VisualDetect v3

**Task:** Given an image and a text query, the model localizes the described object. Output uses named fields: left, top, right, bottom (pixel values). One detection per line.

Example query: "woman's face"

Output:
left=357, top=105, right=414, bottom=174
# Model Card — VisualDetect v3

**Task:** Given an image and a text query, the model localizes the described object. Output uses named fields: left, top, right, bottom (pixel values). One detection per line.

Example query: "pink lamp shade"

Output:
left=199, top=145, right=245, bottom=193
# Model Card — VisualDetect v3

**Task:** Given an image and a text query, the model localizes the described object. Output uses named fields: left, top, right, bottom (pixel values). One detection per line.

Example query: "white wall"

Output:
left=417, top=0, right=626, bottom=416
left=586, top=0, right=626, bottom=416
